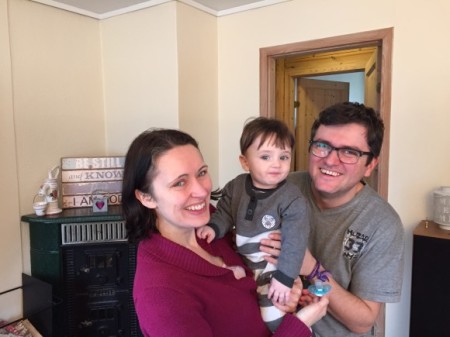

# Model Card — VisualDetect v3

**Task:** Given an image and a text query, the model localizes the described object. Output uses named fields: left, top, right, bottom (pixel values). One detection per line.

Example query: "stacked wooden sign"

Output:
left=61, top=156, right=125, bottom=210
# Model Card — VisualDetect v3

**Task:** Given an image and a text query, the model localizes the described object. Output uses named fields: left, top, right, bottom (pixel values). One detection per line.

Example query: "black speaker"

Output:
left=409, top=221, right=450, bottom=337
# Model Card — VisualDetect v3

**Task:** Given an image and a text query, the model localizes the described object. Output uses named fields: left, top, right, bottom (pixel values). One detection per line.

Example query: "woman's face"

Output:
left=142, top=144, right=212, bottom=231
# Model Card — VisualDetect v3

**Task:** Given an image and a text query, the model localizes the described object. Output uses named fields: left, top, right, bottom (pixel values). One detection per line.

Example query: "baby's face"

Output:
left=239, top=134, right=291, bottom=189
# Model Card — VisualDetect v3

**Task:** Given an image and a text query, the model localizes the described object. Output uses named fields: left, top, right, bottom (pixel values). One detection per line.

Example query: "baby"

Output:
left=197, top=117, right=309, bottom=332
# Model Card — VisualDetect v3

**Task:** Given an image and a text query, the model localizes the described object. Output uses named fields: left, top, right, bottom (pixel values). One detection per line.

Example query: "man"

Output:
left=261, top=102, right=404, bottom=337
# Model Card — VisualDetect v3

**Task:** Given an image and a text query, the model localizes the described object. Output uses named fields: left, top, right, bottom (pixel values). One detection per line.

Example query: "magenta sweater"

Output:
left=133, top=233, right=312, bottom=337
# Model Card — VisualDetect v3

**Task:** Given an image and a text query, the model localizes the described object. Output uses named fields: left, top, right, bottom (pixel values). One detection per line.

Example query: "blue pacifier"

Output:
left=308, top=280, right=331, bottom=297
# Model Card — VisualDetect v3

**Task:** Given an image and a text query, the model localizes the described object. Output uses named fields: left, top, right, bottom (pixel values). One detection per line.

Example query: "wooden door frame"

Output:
left=260, top=28, right=393, bottom=200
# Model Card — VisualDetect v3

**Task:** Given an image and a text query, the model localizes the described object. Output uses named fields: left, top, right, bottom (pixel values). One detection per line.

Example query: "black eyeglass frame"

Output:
left=308, top=140, right=373, bottom=164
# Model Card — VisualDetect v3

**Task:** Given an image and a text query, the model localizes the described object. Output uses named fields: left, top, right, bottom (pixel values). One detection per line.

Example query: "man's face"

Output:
left=308, top=123, right=378, bottom=207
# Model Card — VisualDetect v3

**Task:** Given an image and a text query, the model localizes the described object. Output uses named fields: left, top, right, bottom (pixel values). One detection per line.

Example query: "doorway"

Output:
left=259, top=28, right=392, bottom=200
left=276, top=45, right=380, bottom=189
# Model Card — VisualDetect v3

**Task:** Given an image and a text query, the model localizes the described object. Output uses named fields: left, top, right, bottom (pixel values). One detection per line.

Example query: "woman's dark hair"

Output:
left=122, top=128, right=199, bottom=244
left=310, top=102, right=384, bottom=165
left=240, top=117, right=295, bottom=155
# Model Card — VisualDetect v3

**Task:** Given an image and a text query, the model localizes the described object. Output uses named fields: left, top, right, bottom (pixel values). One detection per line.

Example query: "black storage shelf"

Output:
left=0, top=273, right=56, bottom=336
left=21, top=206, right=124, bottom=293
left=21, top=206, right=142, bottom=337
left=410, top=220, right=450, bottom=337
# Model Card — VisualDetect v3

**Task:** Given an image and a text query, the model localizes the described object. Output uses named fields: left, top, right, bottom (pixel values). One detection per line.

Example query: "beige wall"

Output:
left=177, top=3, right=219, bottom=185
left=101, top=2, right=219, bottom=184
left=2, top=0, right=104, bottom=321
left=2, top=0, right=450, bottom=335
left=101, top=2, right=179, bottom=154
left=0, top=0, right=21, bottom=321
left=10, top=0, right=105, bottom=209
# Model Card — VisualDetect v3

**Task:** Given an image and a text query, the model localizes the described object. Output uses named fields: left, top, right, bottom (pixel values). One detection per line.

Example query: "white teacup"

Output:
left=33, top=201, right=47, bottom=216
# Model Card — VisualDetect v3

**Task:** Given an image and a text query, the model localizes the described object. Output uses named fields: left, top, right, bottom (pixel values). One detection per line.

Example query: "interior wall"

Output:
left=216, top=1, right=450, bottom=337
left=176, top=2, right=219, bottom=186
left=101, top=1, right=180, bottom=156
left=2, top=0, right=105, bottom=320
left=0, top=0, right=22, bottom=321
left=9, top=0, right=105, bottom=213
left=101, top=1, right=219, bottom=185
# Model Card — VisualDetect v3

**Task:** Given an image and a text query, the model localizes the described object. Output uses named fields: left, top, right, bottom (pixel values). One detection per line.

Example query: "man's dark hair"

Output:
left=310, top=102, right=384, bottom=164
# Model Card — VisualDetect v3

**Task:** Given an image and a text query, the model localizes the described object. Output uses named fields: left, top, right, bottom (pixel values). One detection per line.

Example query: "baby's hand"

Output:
left=273, top=277, right=302, bottom=313
left=196, top=226, right=216, bottom=243
left=268, top=278, right=291, bottom=305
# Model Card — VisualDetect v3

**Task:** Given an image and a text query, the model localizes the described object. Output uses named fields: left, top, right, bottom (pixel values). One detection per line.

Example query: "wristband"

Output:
left=306, top=260, right=330, bottom=282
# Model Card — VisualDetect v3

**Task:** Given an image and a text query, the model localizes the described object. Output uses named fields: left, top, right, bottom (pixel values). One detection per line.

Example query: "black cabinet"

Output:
left=410, top=220, right=450, bottom=337
left=22, top=206, right=142, bottom=337
left=0, top=274, right=53, bottom=336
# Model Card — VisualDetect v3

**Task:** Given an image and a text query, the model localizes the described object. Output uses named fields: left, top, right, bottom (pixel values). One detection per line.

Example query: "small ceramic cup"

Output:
left=33, top=201, right=47, bottom=216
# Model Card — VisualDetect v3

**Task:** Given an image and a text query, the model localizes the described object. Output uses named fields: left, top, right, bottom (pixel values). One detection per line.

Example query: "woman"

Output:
left=122, top=128, right=328, bottom=337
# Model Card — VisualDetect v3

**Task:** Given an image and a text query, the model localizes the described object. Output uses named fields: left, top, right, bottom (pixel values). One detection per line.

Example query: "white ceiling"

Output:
left=31, top=0, right=290, bottom=19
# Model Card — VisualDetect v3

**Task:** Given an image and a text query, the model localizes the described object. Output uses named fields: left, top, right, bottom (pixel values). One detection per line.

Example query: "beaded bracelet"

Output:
left=306, top=260, right=330, bottom=282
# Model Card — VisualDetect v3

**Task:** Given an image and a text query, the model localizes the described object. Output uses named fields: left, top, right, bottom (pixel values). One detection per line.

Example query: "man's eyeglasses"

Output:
left=308, top=140, right=372, bottom=164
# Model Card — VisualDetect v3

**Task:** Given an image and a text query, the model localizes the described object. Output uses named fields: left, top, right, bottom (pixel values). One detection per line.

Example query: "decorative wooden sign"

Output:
left=61, top=157, right=125, bottom=170
left=61, top=156, right=125, bottom=209
left=61, top=169, right=124, bottom=183
left=62, top=193, right=122, bottom=209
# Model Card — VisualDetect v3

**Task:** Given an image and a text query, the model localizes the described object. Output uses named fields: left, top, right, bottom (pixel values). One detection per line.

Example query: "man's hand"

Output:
left=299, top=288, right=315, bottom=307
left=260, top=231, right=282, bottom=264
left=260, top=232, right=316, bottom=275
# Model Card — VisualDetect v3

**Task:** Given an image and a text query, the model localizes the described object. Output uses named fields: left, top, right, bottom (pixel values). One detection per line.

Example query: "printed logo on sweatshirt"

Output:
left=261, top=215, right=276, bottom=229
left=342, top=229, right=369, bottom=260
